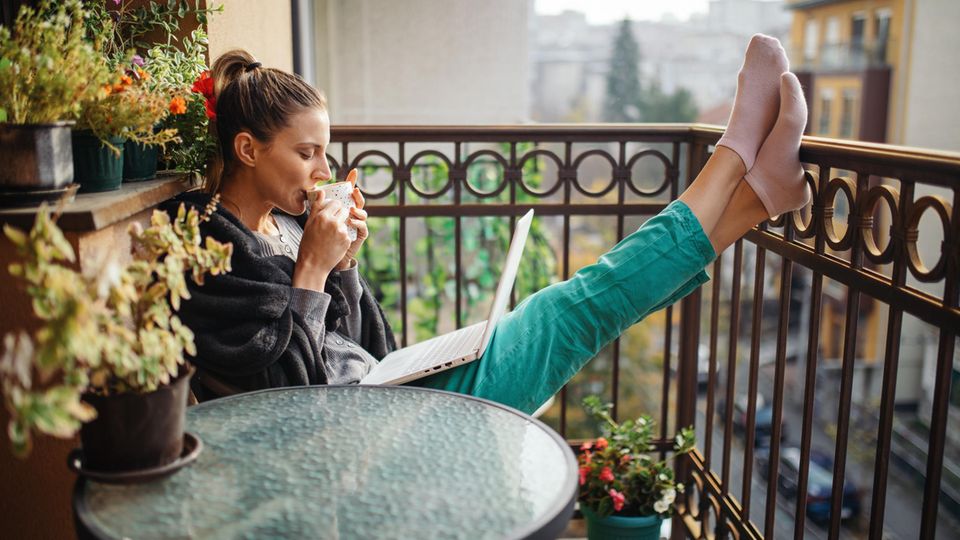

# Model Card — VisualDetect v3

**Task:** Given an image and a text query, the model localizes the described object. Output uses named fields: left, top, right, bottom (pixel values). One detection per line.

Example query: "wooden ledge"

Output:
left=0, top=173, right=197, bottom=233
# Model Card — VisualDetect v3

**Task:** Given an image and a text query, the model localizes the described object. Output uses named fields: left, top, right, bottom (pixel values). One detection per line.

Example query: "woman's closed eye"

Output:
left=299, top=151, right=314, bottom=160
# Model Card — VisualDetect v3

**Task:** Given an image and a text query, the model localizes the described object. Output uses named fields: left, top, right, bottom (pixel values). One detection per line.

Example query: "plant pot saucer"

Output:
left=0, top=183, right=79, bottom=208
left=67, top=431, right=202, bottom=484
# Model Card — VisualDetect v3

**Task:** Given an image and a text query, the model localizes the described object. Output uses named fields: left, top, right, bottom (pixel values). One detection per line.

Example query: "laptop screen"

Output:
left=477, top=209, right=534, bottom=357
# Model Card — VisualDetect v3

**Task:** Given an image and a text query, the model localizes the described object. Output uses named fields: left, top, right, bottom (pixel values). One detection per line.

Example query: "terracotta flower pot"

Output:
left=581, top=506, right=664, bottom=540
left=79, top=366, right=194, bottom=473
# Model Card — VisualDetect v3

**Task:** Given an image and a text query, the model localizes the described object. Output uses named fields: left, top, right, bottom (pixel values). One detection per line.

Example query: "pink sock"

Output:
left=744, top=73, right=811, bottom=218
left=716, top=34, right=790, bottom=171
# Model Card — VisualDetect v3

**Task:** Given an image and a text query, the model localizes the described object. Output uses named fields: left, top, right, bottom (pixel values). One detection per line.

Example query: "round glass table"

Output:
left=73, top=386, right=577, bottom=539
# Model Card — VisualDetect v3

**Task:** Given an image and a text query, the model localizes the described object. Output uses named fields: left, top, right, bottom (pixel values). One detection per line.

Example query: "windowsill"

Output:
left=0, top=173, right=197, bottom=233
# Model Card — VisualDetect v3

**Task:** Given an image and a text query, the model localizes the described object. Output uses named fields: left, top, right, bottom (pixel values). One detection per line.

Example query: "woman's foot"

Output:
left=743, top=72, right=810, bottom=218
left=716, top=34, right=790, bottom=172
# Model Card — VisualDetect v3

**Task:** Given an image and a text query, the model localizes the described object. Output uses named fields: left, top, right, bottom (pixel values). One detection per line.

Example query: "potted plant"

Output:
left=144, top=28, right=218, bottom=182
left=0, top=196, right=232, bottom=474
left=0, top=0, right=108, bottom=193
left=71, top=64, right=179, bottom=192
left=577, top=396, right=696, bottom=540
left=81, top=0, right=222, bottom=183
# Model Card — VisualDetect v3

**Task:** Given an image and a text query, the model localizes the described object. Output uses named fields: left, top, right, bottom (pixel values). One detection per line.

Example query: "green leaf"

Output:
left=0, top=108, right=7, bottom=123
left=3, top=224, right=27, bottom=247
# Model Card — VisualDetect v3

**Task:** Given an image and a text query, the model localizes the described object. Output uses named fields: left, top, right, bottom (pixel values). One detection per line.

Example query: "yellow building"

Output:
left=786, top=0, right=902, bottom=141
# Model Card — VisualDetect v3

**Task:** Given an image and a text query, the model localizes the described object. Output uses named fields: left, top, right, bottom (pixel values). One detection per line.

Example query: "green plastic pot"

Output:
left=123, top=139, right=159, bottom=182
left=581, top=506, right=664, bottom=540
left=72, top=130, right=125, bottom=193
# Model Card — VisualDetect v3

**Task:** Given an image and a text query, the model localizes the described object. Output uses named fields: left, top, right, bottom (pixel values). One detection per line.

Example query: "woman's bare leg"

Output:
left=677, top=146, right=746, bottom=254
left=709, top=180, right=771, bottom=254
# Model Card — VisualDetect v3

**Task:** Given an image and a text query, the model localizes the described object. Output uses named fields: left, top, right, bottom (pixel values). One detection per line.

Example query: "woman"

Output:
left=170, top=35, right=809, bottom=414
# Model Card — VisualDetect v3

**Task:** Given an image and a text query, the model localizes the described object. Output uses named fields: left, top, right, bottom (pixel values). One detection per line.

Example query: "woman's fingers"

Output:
left=351, top=187, right=365, bottom=209
left=346, top=168, right=359, bottom=187
left=349, top=207, right=368, bottom=220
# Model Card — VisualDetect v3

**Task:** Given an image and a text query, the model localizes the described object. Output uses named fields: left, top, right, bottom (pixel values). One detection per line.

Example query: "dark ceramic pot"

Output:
left=79, top=366, right=194, bottom=473
left=71, top=130, right=125, bottom=193
left=122, top=140, right=159, bottom=181
left=581, top=506, right=664, bottom=540
left=0, top=122, right=75, bottom=189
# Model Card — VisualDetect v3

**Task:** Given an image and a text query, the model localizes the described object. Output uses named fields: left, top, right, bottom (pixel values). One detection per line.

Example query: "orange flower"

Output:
left=136, top=68, right=149, bottom=81
left=595, top=437, right=608, bottom=450
left=168, top=96, right=187, bottom=115
left=120, top=74, right=133, bottom=86
left=101, top=84, right=113, bottom=96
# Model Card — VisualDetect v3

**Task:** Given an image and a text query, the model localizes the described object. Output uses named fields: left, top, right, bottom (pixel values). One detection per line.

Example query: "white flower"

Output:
left=1, top=332, right=34, bottom=388
left=677, top=482, right=685, bottom=493
left=676, top=433, right=684, bottom=447
left=654, top=499, right=669, bottom=513
left=96, top=259, right=122, bottom=300
left=662, top=488, right=676, bottom=504
left=658, top=473, right=668, bottom=481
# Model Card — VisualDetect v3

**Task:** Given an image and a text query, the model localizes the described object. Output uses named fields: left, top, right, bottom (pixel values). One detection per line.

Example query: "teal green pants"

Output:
left=412, top=200, right=717, bottom=415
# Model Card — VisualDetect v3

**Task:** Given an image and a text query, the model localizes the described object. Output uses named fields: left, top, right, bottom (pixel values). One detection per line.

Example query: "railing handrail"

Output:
left=332, top=124, right=960, bottom=184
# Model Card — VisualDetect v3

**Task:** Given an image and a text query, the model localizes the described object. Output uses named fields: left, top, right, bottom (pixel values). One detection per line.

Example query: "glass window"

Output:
left=818, top=89, right=835, bottom=135
left=840, top=89, right=857, bottom=139
left=851, top=14, right=866, bottom=47
left=826, top=16, right=841, bottom=45
left=804, top=19, right=819, bottom=62
left=875, top=9, right=892, bottom=64
left=851, top=13, right=867, bottom=65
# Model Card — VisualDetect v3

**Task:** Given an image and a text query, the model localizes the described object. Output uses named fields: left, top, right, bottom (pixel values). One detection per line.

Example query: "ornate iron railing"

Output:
left=328, top=125, right=959, bottom=539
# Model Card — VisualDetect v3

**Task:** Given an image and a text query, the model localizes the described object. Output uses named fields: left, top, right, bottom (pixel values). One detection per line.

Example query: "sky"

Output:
left=534, top=0, right=711, bottom=24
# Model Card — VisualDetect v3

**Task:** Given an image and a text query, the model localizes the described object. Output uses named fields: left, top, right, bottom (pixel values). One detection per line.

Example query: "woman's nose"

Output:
left=313, top=155, right=332, bottom=181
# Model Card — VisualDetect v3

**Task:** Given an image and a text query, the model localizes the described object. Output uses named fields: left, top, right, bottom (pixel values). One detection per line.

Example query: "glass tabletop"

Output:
left=75, top=385, right=577, bottom=539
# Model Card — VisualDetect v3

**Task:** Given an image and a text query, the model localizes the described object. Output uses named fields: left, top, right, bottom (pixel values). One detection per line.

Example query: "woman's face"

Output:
left=253, top=107, right=332, bottom=215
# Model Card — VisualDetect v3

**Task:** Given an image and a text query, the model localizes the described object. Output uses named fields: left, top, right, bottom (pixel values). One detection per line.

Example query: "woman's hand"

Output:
left=293, top=190, right=351, bottom=292
left=335, top=170, right=368, bottom=271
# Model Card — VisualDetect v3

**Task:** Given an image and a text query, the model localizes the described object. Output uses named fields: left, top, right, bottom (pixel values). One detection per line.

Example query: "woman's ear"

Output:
left=233, top=132, right=257, bottom=167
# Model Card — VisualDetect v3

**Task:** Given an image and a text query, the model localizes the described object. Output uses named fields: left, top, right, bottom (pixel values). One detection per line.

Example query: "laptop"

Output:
left=359, top=209, right=534, bottom=385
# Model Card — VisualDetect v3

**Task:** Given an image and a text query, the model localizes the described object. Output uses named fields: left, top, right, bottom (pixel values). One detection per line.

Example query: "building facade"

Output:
left=301, top=0, right=531, bottom=125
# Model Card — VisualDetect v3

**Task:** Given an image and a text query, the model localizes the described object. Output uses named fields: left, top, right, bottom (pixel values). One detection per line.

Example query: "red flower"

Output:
left=580, top=441, right=593, bottom=452
left=203, top=96, right=217, bottom=120
left=192, top=71, right=217, bottom=120
left=599, top=466, right=615, bottom=483
left=619, top=454, right=632, bottom=466
left=191, top=71, right=215, bottom=99
left=595, top=437, right=608, bottom=450
left=609, top=489, right=625, bottom=512
left=579, top=465, right=590, bottom=486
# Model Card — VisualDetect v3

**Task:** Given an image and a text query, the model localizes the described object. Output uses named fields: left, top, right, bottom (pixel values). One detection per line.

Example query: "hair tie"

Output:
left=245, top=62, right=262, bottom=72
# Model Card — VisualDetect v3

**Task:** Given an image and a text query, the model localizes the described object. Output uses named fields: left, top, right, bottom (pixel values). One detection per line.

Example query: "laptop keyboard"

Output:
left=391, top=321, right=487, bottom=372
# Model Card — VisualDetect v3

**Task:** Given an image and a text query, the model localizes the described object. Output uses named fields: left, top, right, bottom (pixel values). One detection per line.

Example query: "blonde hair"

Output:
left=203, top=49, right=328, bottom=193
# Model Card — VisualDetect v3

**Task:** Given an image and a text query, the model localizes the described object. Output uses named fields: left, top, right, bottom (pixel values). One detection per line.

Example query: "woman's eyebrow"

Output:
left=296, top=142, right=324, bottom=148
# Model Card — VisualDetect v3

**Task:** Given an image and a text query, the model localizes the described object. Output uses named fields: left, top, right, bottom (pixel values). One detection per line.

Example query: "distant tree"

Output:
left=641, top=81, right=699, bottom=122
left=603, top=18, right=643, bottom=122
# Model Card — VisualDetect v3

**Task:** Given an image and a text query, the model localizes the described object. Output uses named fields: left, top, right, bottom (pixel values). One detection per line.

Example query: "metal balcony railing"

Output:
left=328, top=124, right=959, bottom=539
